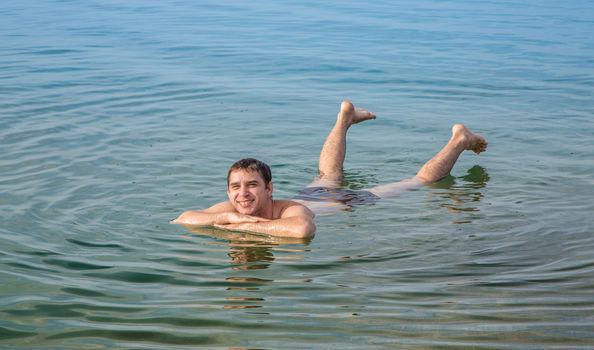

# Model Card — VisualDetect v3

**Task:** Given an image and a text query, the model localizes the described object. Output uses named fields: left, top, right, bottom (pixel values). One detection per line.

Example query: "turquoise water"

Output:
left=2, top=0, right=594, bottom=349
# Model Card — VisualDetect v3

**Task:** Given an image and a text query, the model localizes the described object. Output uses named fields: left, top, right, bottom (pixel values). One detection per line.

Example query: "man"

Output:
left=172, top=157, right=317, bottom=238
left=172, top=101, right=487, bottom=238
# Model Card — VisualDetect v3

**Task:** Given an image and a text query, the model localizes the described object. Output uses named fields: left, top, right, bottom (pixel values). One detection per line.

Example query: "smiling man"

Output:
left=172, top=158, right=317, bottom=238
left=172, top=100, right=487, bottom=238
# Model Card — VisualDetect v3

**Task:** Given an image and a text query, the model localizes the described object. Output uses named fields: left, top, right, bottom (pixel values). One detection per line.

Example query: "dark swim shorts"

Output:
left=294, top=186, right=380, bottom=206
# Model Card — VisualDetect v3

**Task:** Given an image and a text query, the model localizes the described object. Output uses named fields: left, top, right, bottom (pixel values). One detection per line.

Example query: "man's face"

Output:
left=227, top=169, right=273, bottom=216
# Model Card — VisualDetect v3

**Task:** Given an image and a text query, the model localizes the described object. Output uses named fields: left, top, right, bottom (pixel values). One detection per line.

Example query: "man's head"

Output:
left=226, top=158, right=273, bottom=216
left=227, top=158, right=272, bottom=186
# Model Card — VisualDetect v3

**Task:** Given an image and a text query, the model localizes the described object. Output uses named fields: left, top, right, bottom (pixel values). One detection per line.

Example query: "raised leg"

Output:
left=314, top=100, right=375, bottom=187
left=416, top=124, right=487, bottom=183
left=368, top=124, right=487, bottom=197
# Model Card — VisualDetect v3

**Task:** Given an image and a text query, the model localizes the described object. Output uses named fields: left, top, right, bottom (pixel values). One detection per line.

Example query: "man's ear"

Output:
left=266, top=181, right=274, bottom=197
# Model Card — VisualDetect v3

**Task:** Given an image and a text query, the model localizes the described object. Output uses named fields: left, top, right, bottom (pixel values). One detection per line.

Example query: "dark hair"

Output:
left=227, top=158, right=272, bottom=186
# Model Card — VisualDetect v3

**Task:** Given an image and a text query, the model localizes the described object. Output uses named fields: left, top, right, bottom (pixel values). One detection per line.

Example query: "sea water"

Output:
left=1, top=0, right=594, bottom=349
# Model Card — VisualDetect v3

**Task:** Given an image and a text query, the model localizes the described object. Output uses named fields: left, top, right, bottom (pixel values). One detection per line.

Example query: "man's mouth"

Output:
left=237, top=200, right=254, bottom=208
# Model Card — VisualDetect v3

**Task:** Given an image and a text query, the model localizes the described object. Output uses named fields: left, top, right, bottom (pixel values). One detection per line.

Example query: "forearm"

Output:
left=172, top=210, right=220, bottom=226
left=217, top=216, right=315, bottom=238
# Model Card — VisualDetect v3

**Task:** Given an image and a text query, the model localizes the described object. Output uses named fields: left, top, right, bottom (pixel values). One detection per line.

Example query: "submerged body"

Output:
left=172, top=100, right=487, bottom=238
left=294, top=186, right=380, bottom=206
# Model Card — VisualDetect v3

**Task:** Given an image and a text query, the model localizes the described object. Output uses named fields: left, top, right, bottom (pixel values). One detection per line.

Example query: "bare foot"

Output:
left=452, top=124, right=488, bottom=154
left=338, top=100, right=376, bottom=127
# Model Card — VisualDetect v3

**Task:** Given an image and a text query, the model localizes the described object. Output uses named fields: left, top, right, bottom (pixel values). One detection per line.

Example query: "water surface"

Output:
left=2, top=0, right=594, bottom=349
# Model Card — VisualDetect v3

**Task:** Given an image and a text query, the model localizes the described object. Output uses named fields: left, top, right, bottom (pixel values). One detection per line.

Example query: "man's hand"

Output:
left=172, top=201, right=270, bottom=227
left=213, top=204, right=315, bottom=238
left=214, top=212, right=269, bottom=225
left=213, top=222, right=254, bottom=232
left=174, top=200, right=315, bottom=238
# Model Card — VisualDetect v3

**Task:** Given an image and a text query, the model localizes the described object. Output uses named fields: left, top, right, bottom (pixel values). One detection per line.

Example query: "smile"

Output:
left=237, top=200, right=254, bottom=207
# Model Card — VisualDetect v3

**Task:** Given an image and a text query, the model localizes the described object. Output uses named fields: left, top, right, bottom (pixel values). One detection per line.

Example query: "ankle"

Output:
left=335, top=115, right=351, bottom=129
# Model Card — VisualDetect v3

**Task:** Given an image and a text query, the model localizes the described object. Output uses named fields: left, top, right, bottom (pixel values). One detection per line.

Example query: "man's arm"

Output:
left=171, top=201, right=265, bottom=226
left=213, top=202, right=316, bottom=238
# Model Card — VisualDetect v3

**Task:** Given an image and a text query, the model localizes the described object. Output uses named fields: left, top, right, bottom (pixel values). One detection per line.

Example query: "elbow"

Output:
left=170, top=211, right=186, bottom=224
left=171, top=210, right=197, bottom=225
left=295, top=218, right=316, bottom=238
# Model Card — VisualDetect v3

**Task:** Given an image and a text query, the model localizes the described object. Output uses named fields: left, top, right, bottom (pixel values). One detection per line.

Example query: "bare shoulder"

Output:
left=275, top=200, right=315, bottom=218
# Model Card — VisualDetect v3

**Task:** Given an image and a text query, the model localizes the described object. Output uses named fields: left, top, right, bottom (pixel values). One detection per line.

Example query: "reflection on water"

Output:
left=228, top=245, right=274, bottom=270
left=185, top=226, right=311, bottom=270
left=184, top=227, right=311, bottom=310
left=2, top=0, right=594, bottom=347
left=429, top=165, right=490, bottom=224
left=223, top=277, right=268, bottom=311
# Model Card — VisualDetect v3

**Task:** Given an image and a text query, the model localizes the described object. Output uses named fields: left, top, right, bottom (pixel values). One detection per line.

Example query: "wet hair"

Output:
left=227, top=158, right=272, bottom=186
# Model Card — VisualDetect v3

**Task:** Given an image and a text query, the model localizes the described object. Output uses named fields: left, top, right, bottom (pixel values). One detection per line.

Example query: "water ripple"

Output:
left=2, top=0, right=594, bottom=348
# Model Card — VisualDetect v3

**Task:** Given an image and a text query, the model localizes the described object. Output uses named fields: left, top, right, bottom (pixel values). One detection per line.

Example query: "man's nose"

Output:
left=239, top=185, right=250, bottom=196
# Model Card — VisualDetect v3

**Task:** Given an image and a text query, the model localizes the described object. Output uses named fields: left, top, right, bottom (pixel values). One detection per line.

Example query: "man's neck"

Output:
left=259, top=198, right=275, bottom=219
